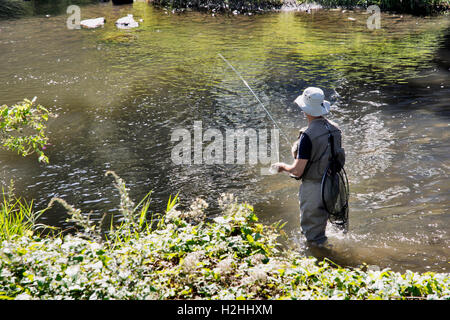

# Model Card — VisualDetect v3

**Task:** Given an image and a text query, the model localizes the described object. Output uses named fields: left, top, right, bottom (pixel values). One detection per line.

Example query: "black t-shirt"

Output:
left=296, top=133, right=312, bottom=160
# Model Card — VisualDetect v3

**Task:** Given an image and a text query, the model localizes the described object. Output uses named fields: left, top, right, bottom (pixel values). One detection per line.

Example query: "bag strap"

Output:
left=324, top=122, right=335, bottom=158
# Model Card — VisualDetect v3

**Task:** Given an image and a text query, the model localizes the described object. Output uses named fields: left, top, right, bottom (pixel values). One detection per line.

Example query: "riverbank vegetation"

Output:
left=151, top=0, right=284, bottom=13
left=0, top=172, right=448, bottom=300
left=312, top=0, right=450, bottom=14
left=152, top=0, right=449, bottom=14
left=0, top=0, right=99, bottom=19
left=0, top=0, right=448, bottom=19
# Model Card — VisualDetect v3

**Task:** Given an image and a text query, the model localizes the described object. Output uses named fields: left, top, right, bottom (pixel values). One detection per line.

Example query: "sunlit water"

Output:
left=0, top=2, right=449, bottom=273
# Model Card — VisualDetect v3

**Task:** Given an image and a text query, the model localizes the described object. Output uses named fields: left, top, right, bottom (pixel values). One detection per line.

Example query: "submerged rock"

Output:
left=80, top=17, right=105, bottom=29
left=115, top=14, right=139, bottom=29
left=101, top=32, right=138, bottom=43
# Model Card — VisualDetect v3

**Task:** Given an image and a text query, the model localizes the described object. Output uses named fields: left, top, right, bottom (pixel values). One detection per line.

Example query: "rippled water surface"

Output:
left=0, top=2, right=449, bottom=272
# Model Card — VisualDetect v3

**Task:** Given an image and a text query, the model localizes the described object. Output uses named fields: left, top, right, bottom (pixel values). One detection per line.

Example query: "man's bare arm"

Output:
left=274, top=159, right=308, bottom=178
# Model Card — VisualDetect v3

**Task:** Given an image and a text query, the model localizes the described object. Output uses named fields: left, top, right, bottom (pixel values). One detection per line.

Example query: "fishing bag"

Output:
left=320, top=123, right=349, bottom=230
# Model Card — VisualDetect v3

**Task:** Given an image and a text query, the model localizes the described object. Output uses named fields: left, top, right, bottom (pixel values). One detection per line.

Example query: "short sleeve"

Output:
left=297, top=133, right=312, bottom=160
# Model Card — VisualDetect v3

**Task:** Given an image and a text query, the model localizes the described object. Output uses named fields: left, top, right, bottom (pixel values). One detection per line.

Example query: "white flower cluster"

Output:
left=218, top=193, right=236, bottom=210
left=182, top=251, right=205, bottom=273
left=213, top=256, right=234, bottom=276
left=166, top=198, right=208, bottom=224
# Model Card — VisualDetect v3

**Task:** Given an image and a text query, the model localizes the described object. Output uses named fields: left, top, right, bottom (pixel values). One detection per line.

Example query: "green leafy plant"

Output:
left=0, top=98, right=53, bottom=163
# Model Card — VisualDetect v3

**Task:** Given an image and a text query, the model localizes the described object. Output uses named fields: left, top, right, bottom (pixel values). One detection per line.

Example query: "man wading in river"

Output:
left=273, top=87, right=345, bottom=247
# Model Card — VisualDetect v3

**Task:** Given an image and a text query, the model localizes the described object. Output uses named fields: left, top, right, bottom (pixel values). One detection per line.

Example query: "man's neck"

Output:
left=306, top=114, right=323, bottom=124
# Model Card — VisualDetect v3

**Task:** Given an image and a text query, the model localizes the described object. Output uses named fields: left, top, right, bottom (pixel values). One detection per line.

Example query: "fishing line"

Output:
left=218, top=54, right=349, bottom=228
left=218, top=53, right=291, bottom=146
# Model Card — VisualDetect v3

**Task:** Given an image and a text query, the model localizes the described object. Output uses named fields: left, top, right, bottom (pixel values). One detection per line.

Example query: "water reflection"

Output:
left=0, top=0, right=103, bottom=19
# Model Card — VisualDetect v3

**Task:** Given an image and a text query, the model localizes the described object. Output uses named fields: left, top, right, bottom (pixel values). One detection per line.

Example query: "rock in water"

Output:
left=115, top=14, right=139, bottom=29
left=80, top=17, right=105, bottom=29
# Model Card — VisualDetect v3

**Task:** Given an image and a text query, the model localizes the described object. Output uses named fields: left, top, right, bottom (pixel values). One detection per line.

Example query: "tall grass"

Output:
left=0, top=182, right=50, bottom=241
left=45, top=170, right=157, bottom=246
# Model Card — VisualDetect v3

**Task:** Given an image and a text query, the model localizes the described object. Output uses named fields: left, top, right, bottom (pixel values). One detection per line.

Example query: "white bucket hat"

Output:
left=294, top=87, right=331, bottom=117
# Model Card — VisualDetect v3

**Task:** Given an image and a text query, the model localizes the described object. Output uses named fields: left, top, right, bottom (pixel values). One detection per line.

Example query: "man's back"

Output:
left=301, top=118, right=344, bottom=182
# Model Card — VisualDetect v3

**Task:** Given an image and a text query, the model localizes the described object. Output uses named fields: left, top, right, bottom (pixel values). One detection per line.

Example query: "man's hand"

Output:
left=272, top=159, right=308, bottom=177
left=271, top=162, right=284, bottom=173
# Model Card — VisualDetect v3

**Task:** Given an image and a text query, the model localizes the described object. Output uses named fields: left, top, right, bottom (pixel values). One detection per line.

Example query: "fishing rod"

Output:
left=219, top=55, right=348, bottom=229
left=218, top=53, right=291, bottom=146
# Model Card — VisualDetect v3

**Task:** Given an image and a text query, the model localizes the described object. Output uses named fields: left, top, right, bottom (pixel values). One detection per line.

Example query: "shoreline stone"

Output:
left=80, top=17, right=106, bottom=29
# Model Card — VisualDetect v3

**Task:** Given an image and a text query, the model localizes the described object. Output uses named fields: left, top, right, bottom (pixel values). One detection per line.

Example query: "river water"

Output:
left=0, top=2, right=449, bottom=273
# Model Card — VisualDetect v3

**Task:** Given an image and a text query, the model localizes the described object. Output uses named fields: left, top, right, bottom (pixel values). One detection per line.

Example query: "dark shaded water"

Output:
left=0, top=2, right=449, bottom=272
